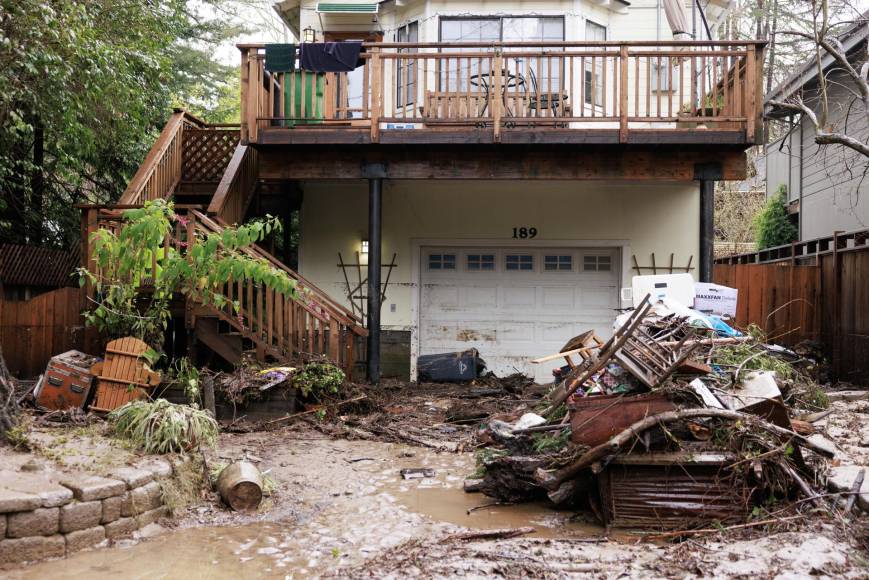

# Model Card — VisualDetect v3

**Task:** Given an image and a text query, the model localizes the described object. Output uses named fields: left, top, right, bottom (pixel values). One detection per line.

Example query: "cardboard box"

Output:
left=694, top=282, right=738, bottom=318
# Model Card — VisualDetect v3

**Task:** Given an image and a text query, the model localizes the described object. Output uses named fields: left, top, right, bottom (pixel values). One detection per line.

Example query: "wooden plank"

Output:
left=258, top=145, right=749, bottom=181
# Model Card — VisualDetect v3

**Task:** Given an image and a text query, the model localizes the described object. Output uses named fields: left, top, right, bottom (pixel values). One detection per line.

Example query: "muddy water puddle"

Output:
left=7, top=440, right=606, bottom=579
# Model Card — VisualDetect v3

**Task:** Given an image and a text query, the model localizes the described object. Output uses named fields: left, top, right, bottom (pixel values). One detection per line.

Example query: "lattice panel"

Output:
left=182, top=129, right=239, bottom=182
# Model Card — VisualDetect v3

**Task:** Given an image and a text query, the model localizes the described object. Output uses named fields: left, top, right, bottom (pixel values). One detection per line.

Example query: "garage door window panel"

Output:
left=506, top=254, right=534, bottom=271
left=544, top=254, right=573, bottom=272
left=467, top=254, right=496, bottom=271
left=428, top=253, right=456, bottom=270
left=583, top=254, right=612, bottom=272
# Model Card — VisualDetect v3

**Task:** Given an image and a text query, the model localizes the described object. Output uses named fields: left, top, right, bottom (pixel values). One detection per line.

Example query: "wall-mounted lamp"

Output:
left=360, top=239, right=370, bottom=255
left=303, top=26, right=316, bottom=43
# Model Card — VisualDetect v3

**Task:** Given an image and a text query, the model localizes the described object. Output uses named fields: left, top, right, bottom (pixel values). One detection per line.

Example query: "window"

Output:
left=396, top=21, right=419, bottom=107
left=544, top=255, right=572, bottom=271
left=584, top=20, right=606, bottom=106
left=439, top=17, right=565, bottom=93
left=429, top=253, right=456, bottom=270
left=506, top=254, right=533, bottom=271
left=652, top=60, right=677, bottom=93
left=467, top=254, right=495, bottom=271
left=440, top=18, right=500, bottom=92
left=502, top=18, right=565, bottom=93
left=583, top=255, right=612, bottom=272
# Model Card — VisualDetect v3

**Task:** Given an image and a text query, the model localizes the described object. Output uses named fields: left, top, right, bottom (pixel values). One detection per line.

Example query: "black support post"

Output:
left=694, top=163, right=722, bottom=283
left=699, top=179, right=714, bottom=282
left=366, top=177, right=383, bottom=383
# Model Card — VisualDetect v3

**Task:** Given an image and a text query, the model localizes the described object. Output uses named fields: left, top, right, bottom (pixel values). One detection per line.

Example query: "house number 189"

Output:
left=512, top=227, right=538, bottom=239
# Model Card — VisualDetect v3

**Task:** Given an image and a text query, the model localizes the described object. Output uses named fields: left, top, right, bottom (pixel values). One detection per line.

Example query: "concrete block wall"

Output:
left=0, top=459, right=176, bottom=565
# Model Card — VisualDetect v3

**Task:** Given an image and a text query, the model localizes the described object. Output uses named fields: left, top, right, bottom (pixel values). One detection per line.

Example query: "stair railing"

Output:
left=207, top=144, right=259, bottom=225
left=187, top=210, right=366, bottom=371
left=119, top=111, right=201, bottom=205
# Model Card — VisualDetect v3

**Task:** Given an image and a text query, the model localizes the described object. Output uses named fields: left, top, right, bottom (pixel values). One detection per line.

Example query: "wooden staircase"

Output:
left=84, top=111, right=367, bottom=373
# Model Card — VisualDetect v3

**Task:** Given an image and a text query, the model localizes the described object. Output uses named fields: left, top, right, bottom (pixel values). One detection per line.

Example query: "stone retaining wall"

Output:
left=0, top=458, right=176, bottom=565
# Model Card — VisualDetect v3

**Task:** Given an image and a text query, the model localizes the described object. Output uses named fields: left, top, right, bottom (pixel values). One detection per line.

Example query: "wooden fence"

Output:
left=0, top=287, right=84, bottom=378
left=714, top=242, right=869, bottom=384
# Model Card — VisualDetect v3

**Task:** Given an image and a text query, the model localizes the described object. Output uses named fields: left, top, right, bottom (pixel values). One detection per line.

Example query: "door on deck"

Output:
left=324, top=31, right=383, bottom=119
left=419, top=246, right=620, bottom=383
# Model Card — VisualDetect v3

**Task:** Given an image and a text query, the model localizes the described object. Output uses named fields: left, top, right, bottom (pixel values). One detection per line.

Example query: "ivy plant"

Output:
left=78, top=199, right=296, bottom=347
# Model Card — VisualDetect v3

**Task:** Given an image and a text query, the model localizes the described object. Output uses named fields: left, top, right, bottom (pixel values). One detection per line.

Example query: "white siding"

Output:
left=298, top=180, right=700, bottom=330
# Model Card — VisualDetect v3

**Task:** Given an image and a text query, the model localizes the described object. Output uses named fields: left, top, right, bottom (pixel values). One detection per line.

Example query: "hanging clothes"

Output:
left=300, top=41, right=364, bottom=73
left=264, top=43, right=296, bottom=72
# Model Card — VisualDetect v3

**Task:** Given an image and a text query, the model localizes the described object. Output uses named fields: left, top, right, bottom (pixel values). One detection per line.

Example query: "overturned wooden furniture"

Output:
left=531, top=330, right=604, bottom=370
left=613, top=325, right=699, bottom=389
left=89, top=337, right=161, bottom=413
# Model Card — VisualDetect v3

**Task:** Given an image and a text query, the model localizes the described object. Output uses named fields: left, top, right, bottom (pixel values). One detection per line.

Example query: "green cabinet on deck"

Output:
left=282, top=71, right=325, bottom=126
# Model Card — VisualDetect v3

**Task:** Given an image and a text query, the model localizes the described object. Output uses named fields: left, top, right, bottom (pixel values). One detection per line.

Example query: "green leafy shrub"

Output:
left=754, top=186, right=798, bottom=250
left=169, top=357, right=200, bottom=404
left=109, top=399, right=218, bottom=454
left=291, top=362, right=345, bottom=398
left=79, top=199, right=296, bottom=347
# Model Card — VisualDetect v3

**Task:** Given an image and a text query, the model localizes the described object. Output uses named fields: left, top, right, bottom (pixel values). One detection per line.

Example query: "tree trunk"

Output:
left=30, top=116, right=44, bottom=245
left=0, top=341, right=18, bottom=438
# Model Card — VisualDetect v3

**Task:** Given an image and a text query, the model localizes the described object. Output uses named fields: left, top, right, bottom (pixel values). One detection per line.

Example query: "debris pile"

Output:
left=470, top=292, right=841, bottom=531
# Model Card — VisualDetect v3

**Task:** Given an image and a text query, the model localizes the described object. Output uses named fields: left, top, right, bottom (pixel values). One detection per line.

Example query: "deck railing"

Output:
left=239, top=40, right=765, bottom=144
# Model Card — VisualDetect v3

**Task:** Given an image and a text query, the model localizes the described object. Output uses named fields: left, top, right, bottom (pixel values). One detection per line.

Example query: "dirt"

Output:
left=3, top=384, right=869, bottom=578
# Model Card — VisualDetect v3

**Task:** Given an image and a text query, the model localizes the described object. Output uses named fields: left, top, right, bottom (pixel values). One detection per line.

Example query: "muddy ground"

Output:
left=3, top=383, right=869, bottom=579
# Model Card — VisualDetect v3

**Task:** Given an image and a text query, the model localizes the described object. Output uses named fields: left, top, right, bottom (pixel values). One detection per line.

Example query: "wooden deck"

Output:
left=239, top=40, right=765, bottom=147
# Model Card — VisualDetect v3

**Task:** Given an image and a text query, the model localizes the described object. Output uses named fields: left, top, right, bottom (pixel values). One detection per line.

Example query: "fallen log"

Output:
left=547, top=480, right=578, bottom=506
left=657, top=336, right=752, bottom=348
left=443, top=527, right=536, bottom=542
left=535, top=408, right=836, bottom=491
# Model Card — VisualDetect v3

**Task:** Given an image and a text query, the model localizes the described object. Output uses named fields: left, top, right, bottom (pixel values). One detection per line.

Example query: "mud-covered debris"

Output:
left=400, top=468, right=436, bottom=480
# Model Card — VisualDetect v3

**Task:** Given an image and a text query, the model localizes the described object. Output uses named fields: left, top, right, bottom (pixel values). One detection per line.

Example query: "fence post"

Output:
left=370, top=48, right=382, bottom=143
left=831, top=231, right=842, bottom=381
left=246, top=50, right=260, bottom=144
left=619, top=45, right=629, bottom=143
left=493, top=50, right=503, bottom=143
left=240, top=47, right=250, bottom=143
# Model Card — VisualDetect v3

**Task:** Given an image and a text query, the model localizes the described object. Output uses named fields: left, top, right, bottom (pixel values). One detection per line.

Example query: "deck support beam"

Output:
left=366, top=176, right=383, bottom=383
left=695, top=163, right=722, bottom=283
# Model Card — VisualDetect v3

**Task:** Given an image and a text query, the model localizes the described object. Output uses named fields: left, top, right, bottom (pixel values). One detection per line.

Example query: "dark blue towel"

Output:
left=300, top=42, right=363, bottom=73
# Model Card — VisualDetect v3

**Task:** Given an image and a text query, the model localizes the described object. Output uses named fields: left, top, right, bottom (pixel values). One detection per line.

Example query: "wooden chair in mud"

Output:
left=530, top=330, right=605, bottom=370
left=89, top=337, right=161, bottom=413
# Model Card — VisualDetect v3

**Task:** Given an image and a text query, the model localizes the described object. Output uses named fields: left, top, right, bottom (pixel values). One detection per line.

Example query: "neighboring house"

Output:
left=91, top=0, right=763, bottom=383
left=764, top=18, right=869, bottom=241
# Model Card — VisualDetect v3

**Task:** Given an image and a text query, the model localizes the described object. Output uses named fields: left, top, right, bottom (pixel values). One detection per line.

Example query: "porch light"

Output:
left=303, top=26, right=316, bottom=43
left=361, top=239, right=369, bottom=255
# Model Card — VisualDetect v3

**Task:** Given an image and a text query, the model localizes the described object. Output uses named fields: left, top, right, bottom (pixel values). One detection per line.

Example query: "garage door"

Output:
left=419, top=246, right=620, bottom=383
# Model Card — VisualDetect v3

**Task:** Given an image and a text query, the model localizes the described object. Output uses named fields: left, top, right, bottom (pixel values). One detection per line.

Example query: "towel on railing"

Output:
left=265, top=43, right=296, bottom=72
left=300, top=41, right=363, bottom=72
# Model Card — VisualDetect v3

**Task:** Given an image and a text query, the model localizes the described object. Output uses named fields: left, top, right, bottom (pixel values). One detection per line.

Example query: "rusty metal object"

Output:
left=36, top=350, right=100, bottom=411
left=597, top=457, right=752, bottom=530
left=217, top=461, right=264, bottom=512
left=568, top=392, right=676, bottom=447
